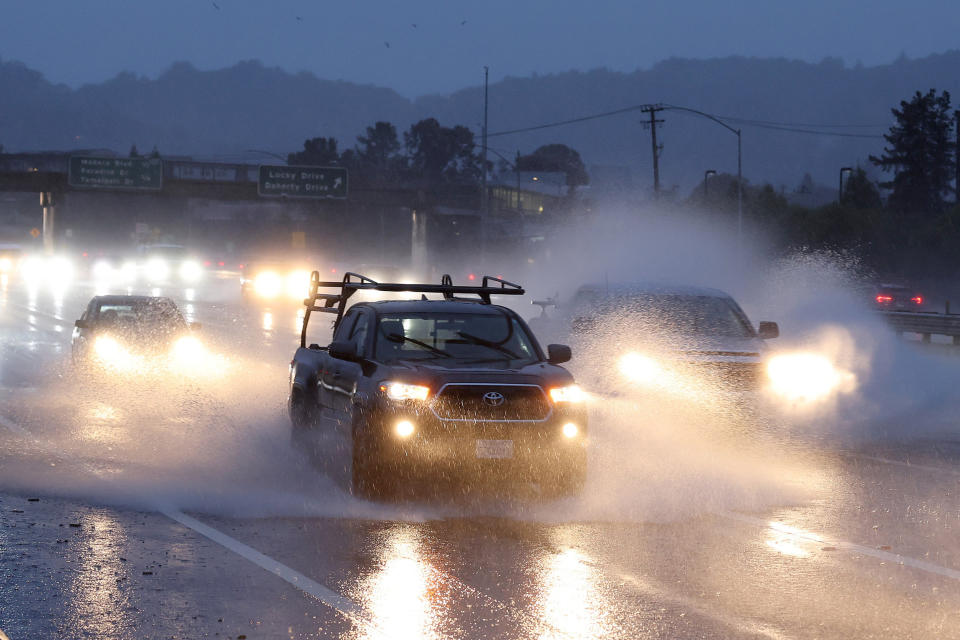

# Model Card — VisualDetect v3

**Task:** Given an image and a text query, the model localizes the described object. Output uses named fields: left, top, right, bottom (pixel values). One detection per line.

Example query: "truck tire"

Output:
left=288, top=386, right=315, bottom=432
left=350, top=416, right=391, bottom=500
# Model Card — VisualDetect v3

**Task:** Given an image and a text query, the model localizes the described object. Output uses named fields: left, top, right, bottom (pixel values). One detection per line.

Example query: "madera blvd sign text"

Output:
left=68, top=156, right=163, bottom=190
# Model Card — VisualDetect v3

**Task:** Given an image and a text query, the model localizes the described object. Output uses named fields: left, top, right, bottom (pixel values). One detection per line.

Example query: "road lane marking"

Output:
left=720, top=511, right=960, bottom=582
left=161, top=509, right=373, bottom=626
left=845, top=453, right=960, bottom=478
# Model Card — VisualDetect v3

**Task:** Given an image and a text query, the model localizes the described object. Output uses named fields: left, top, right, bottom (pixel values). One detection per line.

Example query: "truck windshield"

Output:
left=375, top=311, right=540, bottom=365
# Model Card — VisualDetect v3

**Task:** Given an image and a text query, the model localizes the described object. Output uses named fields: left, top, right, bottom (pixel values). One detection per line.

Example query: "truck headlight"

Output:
left=381, top=382, right=430, bottom=401
left=549, top=384, right=585, bottom=403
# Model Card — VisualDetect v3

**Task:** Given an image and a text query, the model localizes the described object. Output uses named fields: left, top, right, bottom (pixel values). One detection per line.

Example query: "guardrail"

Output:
left=880, top=309, right=960, bottom=344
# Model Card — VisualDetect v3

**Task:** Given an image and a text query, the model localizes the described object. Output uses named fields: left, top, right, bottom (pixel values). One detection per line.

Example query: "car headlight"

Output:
left=179, top=260, right=203, bottom=282
left=171, top=335, right=206, bottom=364
left=94, top=336, right=142, bottom=371
left=380, top=382, right=430, bottom=401
left=618, top=352, right=662, bottom=384
left=0, top=258, right=12, bottom=273
left=145, top=258, right=170, bottom=282
left=549, top=384, right=586, bottom=403
left=766, top=352, right=854, bottom=403
left=254, top=271, right=282, bottom=298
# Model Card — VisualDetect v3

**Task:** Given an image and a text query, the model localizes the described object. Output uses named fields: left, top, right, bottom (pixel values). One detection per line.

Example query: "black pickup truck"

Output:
left=288, top=272, right=587, bottom=498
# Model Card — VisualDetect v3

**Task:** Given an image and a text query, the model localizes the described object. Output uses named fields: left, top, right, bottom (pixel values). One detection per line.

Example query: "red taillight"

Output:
left=876, top=295, right=893, bottom=304
left=238, top=264, right=245, bottom=270
left=81, top=251, right=88, bottom=257
left=911, top=296, right=923, bottom=305
left=468, top=273, right=476, bottom=281
left=218, top=261, right=225, bottom=267
left=203, top=260, right=211, bottom=267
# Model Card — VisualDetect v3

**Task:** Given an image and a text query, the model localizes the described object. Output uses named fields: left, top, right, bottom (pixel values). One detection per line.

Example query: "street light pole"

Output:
left=662, top=105, right=743, bottom=244
left=481, top=66, right=489, bottom=218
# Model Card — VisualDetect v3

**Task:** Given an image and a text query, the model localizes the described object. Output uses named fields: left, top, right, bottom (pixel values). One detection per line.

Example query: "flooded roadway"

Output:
left=1, top=274, right=959, bottom=639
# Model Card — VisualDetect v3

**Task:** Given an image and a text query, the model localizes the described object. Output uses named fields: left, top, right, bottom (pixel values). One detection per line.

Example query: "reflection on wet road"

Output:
left=1, top=277, right=960, bottom=639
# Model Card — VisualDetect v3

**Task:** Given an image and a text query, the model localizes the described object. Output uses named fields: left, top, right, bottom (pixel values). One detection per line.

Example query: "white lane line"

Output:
left=162, top=510, right=374, bottom=627
left=720, top=511, right=960, bottom=582
left=616, top=572, right=792, bottom=640
left=845, top=453, right=960, bottom=478
left=0, top=412, right=385, bottom=636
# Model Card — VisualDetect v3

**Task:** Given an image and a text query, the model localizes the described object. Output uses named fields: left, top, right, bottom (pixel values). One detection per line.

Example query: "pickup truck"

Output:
left=288, top=272, right=587, bottom=498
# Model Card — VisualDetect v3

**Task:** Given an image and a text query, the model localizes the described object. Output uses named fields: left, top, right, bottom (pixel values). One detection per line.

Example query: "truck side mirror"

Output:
left=75, top=319, right=88, bottom=329
left=758, top=321, right=779, bottom=339
left=547, top=344, right=572, bottom=364
left=329, top=340, right=358, bottom=361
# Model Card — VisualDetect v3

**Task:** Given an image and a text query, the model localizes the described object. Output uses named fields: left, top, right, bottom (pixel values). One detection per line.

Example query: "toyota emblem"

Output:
left=482, top=391, right=505, bottom=407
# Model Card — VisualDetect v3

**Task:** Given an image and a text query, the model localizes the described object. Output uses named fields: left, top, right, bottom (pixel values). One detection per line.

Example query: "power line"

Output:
left=487, top=103, right=888, bottom=139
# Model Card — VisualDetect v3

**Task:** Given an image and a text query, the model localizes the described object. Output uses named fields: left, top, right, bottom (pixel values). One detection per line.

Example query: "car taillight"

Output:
left=203, top=260, right=211, bottom=267
left=468, top=273, right=476, bottom=281
left=911, top=296, right=923, bottom=305
left=876, top=295, right=893, bottom=304
left=218, top=261, right=225, bottom=267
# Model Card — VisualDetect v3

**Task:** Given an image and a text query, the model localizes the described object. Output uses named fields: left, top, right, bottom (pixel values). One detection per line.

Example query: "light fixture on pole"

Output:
left=839, top=167, right=853, bottom=202
left=704, top=169, right=717, bottom=198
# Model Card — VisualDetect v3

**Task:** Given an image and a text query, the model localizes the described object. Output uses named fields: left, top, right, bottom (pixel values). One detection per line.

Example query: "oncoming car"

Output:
left=532, top=282, right=851, bottom=404
left=137, top=244, right=204, bottom=285
left=240, top=260, right=313, bottom=303
left=288, top=272, right=587, bottom=498
left=72, top=295, right=209, bottom=375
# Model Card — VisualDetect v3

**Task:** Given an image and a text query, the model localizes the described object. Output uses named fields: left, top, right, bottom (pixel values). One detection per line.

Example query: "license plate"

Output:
left=475, top=439, right=514, bottom=459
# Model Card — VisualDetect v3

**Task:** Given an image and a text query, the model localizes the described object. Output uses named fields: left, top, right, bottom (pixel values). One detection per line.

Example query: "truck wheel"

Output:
left=351, top=422, right=390, bottom=500
left=288, top=386, right=314, bottom=432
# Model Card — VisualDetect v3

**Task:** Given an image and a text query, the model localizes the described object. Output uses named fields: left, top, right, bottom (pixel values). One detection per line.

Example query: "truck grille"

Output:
left=431, top=384, right=551, bottom=422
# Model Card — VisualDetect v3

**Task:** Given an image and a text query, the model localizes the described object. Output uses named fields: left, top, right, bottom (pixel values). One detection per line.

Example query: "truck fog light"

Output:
left=562, top=422, right=579, bottom=439
left=395, top=420, right=415, bottom=438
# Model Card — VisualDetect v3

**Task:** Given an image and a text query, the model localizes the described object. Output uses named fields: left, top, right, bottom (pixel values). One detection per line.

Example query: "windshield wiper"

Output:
left=455, top=331, right=520, bottom=359
left=387, top=333, right=451, bottom=357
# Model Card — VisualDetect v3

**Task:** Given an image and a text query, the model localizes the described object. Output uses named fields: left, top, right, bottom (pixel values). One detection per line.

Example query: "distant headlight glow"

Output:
left=381, top=382, right=430, bottom=401
left=145, top=258, right=170, bottom=283
left=549, top=384, right=586, bottom=403
left=179, top=260, right=203, bottom=282
left=92, top=259, right=114, bottom=281
left=285, top=270, right=311, bottom=300
left=562, top=422, right=579, bottom=438
left=254, top=271, right=282, bottom=298
left=766, top=352, right=854, bottom=403
left=0, top=258, right=12, bottom=273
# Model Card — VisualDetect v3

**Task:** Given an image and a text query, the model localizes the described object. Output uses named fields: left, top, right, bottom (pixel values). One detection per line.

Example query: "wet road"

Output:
left=1, top=274, right=960, bottom=639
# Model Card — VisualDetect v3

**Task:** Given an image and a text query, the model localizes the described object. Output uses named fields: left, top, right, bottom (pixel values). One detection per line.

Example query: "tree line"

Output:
left=286, top=118, right=588, bottom=192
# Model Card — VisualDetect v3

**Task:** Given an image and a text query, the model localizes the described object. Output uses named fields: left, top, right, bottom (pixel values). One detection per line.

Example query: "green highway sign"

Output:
left=68, top=156, right=163, bottom=190
left=258, top=165, right=348, bottom=199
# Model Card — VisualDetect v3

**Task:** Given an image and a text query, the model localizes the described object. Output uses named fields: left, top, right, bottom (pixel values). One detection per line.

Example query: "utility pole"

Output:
left=955, top=111, right=959, bottom=204
left=481, top=66, right=489, bottom=218
left=641, top=104, right=665, bottom=198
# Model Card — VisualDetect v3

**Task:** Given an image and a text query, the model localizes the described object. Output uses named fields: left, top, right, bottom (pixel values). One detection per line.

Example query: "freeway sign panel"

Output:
left=258, top=165, right=348, bottom=199
left=68, top=156, right=163, bottom=190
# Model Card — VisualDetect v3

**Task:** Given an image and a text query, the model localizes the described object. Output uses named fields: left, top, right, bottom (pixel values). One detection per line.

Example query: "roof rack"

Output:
left=299, top=271, right=524, bottom=347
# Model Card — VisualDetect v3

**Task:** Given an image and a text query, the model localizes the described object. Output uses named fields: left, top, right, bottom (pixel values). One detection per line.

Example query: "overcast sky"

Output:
left=1, top=0, right=957, bottom=97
